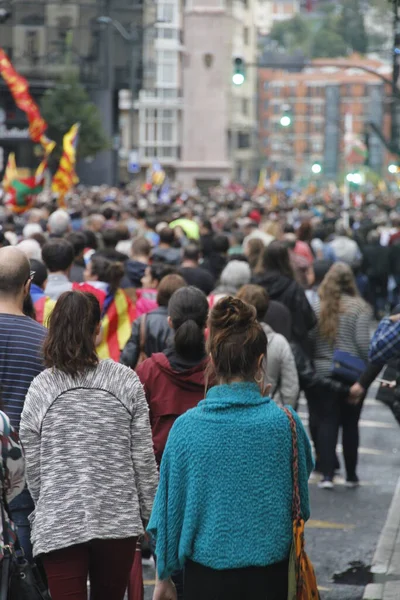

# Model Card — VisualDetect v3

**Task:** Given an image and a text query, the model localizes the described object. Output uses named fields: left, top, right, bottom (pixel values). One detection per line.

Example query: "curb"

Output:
left=363, top=477, right=400, bottom=599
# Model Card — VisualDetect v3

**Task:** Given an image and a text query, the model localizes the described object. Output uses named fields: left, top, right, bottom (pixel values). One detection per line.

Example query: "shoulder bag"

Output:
left=283, top=407, right=320, bottom=600
left=0, top=414, right=51, bottom=600
left=331, top=349, right=366, bottom=385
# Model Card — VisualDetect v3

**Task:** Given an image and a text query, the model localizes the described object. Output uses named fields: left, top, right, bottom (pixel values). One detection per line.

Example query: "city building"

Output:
left=258, top=56, right=393, bottom=181
left=255, top=0, right=299, bottom=35
left=0, top=0, right=144, bottom=185
left=119, top=0, right=259, bottom=187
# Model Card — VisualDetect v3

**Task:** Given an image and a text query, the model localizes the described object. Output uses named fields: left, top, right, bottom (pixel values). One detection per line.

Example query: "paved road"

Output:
left=141, top=387, right=400, bottom=600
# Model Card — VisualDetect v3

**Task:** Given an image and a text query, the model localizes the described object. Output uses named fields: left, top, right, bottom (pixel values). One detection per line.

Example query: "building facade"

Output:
left=0, top=0, right=144, bottom=184
left=258, top=57, right=392, bottom=181
left=119, top=0, right=259, bottom=187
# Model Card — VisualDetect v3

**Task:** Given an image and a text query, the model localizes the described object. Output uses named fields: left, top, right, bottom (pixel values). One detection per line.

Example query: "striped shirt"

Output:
left=0, top=315, right=46, bottom=429
left=310, top=295, right=373, bottom=377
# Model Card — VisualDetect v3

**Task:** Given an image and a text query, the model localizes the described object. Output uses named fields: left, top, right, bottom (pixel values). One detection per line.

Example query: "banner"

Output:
left=0, top=48, right=48, bottom=143
left=52, top=123, right=80, bottom=206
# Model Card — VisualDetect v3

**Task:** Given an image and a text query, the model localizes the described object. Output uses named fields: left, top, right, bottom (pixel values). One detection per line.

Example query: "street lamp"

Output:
left=311, top=162, right=322, bottom=175
left=388, top=163, right=398, bottom=173
left=280, top=115, right=291, bottom=127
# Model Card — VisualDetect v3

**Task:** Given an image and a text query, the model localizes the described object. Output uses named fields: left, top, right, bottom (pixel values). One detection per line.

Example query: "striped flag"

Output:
left=2, top=152, right=17, bottom=192
left=52, top=123, right=80, bottom=207
left=34, top=296, right=56, bottom=327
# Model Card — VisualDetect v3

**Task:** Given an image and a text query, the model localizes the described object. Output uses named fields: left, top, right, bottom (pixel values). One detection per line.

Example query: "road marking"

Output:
left=144, top=580, right=156, bottom=585
left=299, top=397, right=381, bottom=407
left=309, top=475, right=374, bottom=487
left=307, top=519, right=355, bottom=530
left=318, top=586, right=331, bottom=591
left=336, top=443, right=386, bottom=456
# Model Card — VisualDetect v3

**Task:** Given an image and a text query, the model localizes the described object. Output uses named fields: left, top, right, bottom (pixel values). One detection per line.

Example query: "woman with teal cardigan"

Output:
left=149, top=296, right=313, bottom=600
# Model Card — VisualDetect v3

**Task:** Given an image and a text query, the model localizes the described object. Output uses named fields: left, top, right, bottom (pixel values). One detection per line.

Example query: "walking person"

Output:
left=149, top=296, right=313, bottom=600
left=309, top=262, right=373, bottom=489
left=0, top=247, right=47, bottom=561
left=20, top=291, right=158, bottom=600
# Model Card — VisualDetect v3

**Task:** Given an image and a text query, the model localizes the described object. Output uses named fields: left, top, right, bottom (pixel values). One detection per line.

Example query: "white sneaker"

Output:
left=345, top=478, right=360, bottom=488
left=318, top=478, right=334, bottom=490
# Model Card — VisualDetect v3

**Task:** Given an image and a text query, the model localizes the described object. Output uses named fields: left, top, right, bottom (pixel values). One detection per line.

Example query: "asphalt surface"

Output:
left=141, top=386, right=400, bottom=600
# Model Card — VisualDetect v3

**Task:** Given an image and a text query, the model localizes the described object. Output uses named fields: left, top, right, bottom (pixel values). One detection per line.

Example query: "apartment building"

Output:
left=258, top=57, right=392, bottom=181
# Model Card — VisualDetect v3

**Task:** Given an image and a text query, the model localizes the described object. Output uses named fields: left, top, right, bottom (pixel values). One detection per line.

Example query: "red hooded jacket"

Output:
left=135, top=352, right=209, bottom=465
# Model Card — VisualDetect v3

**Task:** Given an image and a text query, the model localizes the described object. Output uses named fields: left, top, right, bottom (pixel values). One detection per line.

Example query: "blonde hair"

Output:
left=318, top=262, right=359, bottom=343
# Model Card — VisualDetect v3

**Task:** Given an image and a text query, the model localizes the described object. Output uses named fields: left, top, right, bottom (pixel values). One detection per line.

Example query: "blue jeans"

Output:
left=9, top=487, right=34, bottom=562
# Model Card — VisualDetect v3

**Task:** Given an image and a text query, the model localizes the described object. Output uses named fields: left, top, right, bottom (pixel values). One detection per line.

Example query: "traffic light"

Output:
left=280, top=105, right=292, bottom=127
left=388, top=163, right=400, bottom=174
left=311, top=162, right=322, bottom=174
left=232, top=57, right=245, bottom=86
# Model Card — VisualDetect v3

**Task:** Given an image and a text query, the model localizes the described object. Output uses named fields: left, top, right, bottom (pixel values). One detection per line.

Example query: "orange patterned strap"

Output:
left=283, top=407, right=301, bottom=521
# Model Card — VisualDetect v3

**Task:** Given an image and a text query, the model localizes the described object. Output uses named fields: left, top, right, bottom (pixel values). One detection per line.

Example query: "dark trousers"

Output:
left=307, top=385, right=364, bottom=479
left=43, top=537, right=137, bottom=600
left=184, top=558, right=289, bottom=600
left=9, top=488, right=35, bottom=562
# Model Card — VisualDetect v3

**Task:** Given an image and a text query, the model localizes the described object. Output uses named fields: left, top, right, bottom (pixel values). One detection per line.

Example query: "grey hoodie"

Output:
left=261, top=323, right=299, bottom=407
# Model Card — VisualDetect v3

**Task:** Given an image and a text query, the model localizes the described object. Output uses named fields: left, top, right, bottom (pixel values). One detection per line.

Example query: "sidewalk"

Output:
left=363, top=477, right=400, bottom=600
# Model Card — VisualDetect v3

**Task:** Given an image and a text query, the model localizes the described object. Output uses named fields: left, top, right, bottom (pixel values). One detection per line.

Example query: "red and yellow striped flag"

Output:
left=52, top=123, right=80, bottom=207
left=34, top=296, right=56, bottom=327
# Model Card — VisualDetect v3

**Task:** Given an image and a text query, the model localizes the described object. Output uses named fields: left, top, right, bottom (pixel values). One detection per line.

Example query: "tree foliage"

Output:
left=41, top=72, right=110, bottom=162
left=267, top=0, right=376, bottom=59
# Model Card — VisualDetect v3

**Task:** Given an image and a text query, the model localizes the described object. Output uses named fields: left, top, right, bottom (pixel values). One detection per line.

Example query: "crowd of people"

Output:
left=0, top=185, right=399, bottom=599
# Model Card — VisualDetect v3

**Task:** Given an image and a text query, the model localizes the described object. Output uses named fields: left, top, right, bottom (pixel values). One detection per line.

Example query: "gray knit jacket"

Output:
left=261, top=323, right=299, bottom=407
left=20, top=359, right=159, bottom=557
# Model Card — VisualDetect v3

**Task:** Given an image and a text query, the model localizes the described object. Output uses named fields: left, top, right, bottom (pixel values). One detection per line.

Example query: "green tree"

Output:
left=337, top=0, right=368, bottom=54
left=311, top=28, right=348, bottom=58
left=41, top=72, right=110, bottom=162
left=269, top=14, right=312, bottom=55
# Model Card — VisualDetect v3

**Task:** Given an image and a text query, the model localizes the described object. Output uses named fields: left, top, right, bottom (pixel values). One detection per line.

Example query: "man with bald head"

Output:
left=0, top=247, right=47, bottom=561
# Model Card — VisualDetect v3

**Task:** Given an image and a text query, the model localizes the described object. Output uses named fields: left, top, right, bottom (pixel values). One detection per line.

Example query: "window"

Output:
left=25, top=30, right=39, bottom=58
left=156, top=50, right=178, bottom=87
left=273, top=104, right=280, bottom=115
left=157, top=28, right=178, bottom=40
left=142, top=108, right=178, bottom=158
left=263, top=81, right=269, bottom=91
left=243, top=27, right=249, bottom=45
left=238, top=132, right=250, bottom=149
left=312, top=140, right=323, bottom=152
left=313, top=122, right=323, bottom=133
left=157, top=2, right=175, bottom=23
left=271, top=85, right=281, bottom=98
left=263, top=99, right=268, bottom=110
left=242, top=98, right=249, bottom=115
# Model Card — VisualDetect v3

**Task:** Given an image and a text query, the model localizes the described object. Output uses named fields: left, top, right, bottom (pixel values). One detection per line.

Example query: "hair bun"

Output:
left=210, top=296, right=256, bottom=332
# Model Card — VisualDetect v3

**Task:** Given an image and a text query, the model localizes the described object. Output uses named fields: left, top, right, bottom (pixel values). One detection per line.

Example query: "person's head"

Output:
left=297, top=221, right=313, bottom=242
left=168, top=286, right=208, bottom=360
left=86, top=214, right=105, bottom=233
left=131, top=237, right=152, bottom=262
left=0, top=247, right=32, bottom=308
left=335, top=220, right=351, bottom=237
left=82, top=230, right=98, bottom=250
left=157, top=274, right=187, bottom=307
left=244, top=238, right=265, bottom=270
left=237, top=284, right=269, bottom=322
left=159, top=227, right=175, bottom=247
left=141, top=263, right=176, bottom=289
left=212, top=235, right=230, bottom=255
left=47, top=209, right=71, bottom=237
left=263, top=240, right=294, bottom=279
left=182, top=244, right=200, bottom=265
left=366, top=229, right=381, bottom=245
left=43, top=291, right=101, bottom=376
left=84, top=254, right=124, bottom=294
left=23, top=223, right=43, bottom=239
left=42, top=239, right=75, bottom=274
left=17, top=239, right=42, bottom=261
left=102, top=228, right=120, bottom=250
left=200, top=220, right=213, bottom=236
left=207, top=296, right=267, bottom=384
left=30, top=259, right=48, bottom=290
left=66, top=232, right=86, bottom=261
left=318, top=262, right=360, bottom=343
left=220, top=260, right=251, bottom=291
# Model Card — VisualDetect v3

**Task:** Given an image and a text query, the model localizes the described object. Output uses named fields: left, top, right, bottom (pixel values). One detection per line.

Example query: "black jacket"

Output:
left=253, top=270, right=317, bottom=352
left=123, top=259, right=147, bottom=289
left=120, top=306, right=172, bottom=369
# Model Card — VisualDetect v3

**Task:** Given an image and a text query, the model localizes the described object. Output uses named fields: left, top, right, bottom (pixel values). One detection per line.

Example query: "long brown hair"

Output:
left=43, top=291, right=101, bottom=376
left=318, top=262, right=360, bottom=343
left=207, top=296, right=267, bottom=383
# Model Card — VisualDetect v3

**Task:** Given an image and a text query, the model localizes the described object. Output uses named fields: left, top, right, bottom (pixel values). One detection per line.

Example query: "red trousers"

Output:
left=43, top=537, right=137, bottom=600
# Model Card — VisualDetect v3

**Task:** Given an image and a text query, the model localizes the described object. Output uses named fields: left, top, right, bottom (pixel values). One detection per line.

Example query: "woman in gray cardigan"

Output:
left=20, top=290, right=158, bottom=600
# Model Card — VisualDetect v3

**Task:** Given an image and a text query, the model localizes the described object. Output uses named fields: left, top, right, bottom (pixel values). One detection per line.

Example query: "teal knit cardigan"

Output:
left=148, top=382, right=313, bottom=580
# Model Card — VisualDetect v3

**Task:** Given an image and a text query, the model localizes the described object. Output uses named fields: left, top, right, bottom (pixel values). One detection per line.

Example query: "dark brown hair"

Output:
left=89, top=255, right=124, bottom=294
left=237, top=284, right=269, bottom=322
left=169, top=286, right=208, bottom=360
left=262, top=240, right=294, bottom=280
left=157, top=273, right=186, bottom=307
left=43, top=291, right=101, bottom=376
left=207, top=296, right=267, bottom=383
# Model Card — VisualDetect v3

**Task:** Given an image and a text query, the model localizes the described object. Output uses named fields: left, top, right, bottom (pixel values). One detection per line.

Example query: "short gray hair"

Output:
left=48, top=210, right=71, bottom=236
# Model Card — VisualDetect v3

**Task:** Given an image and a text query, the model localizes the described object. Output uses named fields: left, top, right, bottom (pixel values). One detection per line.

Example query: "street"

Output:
left=142, top=386, right=400, bottom=600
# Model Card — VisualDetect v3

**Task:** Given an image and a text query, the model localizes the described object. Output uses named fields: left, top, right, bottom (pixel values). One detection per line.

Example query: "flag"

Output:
left=151, top=160, right=166, bottom=187
left=1, top=152, right=17, bottom=192
left=72, top=282, right=136, bottom=362
left=52, top=123, right=80, bottom=207
left=34, top=296, right=56, bottom=327
left=5, top=174, right=45, bottom=214
left=255, top=168, right=267, bottom=194
left=344, top=113, right=367, bottom=165
left=35, top=138, right=56, bottom=180
left=0, top=48, right=47, bottom=143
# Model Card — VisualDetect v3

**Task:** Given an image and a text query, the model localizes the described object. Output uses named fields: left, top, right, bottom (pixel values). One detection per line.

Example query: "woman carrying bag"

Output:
left=149, top=296, right=314, bottom=600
